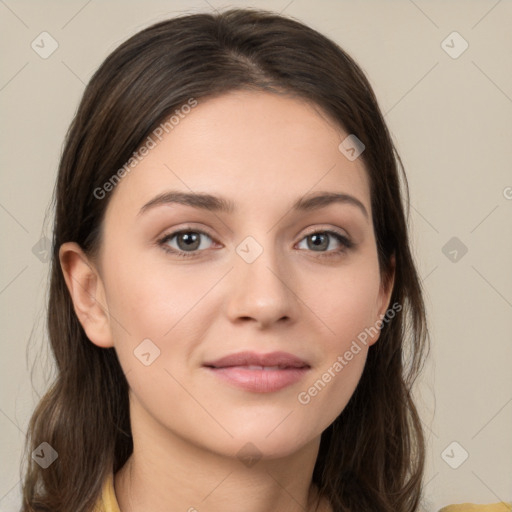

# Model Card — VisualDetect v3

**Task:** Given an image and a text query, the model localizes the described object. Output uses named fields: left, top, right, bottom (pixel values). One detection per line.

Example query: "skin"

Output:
left=60, top=90, right=395, bottom=512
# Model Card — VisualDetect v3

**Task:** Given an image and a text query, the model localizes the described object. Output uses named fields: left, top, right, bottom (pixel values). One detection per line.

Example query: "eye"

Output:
left=158, top=228, right=216, bottom=258
left=296, top=230, right=353, bottom=258
left=157, top=227, right=354, bottom=259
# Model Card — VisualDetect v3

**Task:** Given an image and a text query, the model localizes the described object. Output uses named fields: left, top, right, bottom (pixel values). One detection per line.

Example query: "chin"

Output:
left=202, top=420, right=321, bottom=462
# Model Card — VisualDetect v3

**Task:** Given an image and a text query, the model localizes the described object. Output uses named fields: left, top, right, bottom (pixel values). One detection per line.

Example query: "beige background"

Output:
left=1, top=1, right=511, bottom=510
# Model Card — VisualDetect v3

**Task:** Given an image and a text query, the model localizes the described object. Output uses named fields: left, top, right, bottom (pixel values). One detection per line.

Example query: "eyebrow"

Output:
left=138, top=190, right=369, bottom=219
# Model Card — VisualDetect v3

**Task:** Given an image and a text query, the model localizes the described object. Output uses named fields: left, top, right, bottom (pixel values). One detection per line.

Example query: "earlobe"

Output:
left=59, top=242, right=114, bottom=348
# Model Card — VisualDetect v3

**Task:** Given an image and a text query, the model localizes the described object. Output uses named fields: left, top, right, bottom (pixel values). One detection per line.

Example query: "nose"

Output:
left=224, top=239, right=299, bottom=329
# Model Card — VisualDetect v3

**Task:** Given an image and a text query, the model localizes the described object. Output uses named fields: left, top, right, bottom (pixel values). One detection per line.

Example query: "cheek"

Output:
left=297, top=345, right=368, bottom=437
left=102, top=259, right=212, bottom=403
left=103, top=248, right=212, bottom=341
left=313, top=257, right=383, bottom=349
left=294, top=259, right=382, bottom=426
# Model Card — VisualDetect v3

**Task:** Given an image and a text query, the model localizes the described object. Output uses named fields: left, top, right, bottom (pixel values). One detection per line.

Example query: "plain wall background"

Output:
left=1, top=1, right=511, bottom=510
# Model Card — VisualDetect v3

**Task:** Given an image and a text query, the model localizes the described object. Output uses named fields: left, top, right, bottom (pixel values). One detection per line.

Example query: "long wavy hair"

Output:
left=21, top=8, right=429, bottom=511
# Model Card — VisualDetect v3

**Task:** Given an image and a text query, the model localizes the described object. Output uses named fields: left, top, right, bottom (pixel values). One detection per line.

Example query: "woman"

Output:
left=21, top=8, right=429, bottom=512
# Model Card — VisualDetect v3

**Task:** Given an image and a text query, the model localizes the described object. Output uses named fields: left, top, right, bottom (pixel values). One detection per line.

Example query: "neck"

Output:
left=114, top=407, right=330, bottom=512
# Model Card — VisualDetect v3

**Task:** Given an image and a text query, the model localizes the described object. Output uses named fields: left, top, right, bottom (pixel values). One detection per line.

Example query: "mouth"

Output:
left=203, top=351, right=311, bottom=393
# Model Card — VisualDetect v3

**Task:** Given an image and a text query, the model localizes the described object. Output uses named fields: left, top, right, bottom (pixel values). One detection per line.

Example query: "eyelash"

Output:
left=157, top=226, right=354, bottom=260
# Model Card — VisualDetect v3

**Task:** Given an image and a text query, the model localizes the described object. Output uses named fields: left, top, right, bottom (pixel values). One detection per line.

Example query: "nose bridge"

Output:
left=226, top=233, right=296, bottom=326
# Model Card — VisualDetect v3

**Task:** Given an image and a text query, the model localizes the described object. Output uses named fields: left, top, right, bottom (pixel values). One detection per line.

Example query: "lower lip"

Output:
left=204, top=366, right=309, bottom=393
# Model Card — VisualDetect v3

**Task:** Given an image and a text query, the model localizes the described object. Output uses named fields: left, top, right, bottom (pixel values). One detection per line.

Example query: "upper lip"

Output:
left=203, top=351, right=310, bottom=369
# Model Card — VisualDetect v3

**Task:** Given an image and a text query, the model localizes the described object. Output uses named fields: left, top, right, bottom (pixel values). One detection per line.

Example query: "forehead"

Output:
left=104, top=90, right=371, bottom=220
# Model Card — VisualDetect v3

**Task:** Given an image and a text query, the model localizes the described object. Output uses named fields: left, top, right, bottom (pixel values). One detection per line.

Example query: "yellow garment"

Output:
left=438, top=504, right=512, bottom=511
left=94, top=474, right=511, bottom=512
left=94, top=473, right=121, bottom=512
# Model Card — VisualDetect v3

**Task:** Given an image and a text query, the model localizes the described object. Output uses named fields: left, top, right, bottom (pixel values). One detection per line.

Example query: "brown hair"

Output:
left=21, top=8, right=429, bottom=511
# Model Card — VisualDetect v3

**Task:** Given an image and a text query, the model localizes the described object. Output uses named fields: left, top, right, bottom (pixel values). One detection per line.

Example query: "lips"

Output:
left=203, top=351, right=310, bottom=370
left=203, top=351, right=310, bottom=393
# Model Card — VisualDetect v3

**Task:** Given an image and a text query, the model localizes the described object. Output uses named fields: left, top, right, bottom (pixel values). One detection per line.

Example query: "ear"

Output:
left=59, top=242, right=114, bottom=348
left=368, top=253, right=396, bottom=346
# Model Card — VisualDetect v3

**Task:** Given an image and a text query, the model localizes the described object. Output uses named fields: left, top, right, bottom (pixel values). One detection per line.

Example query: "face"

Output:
left=62, top=90, right=394, bottom=461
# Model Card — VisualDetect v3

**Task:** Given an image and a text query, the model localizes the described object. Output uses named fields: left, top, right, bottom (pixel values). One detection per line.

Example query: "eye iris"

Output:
left=308, top=233, right=328, bottom=251
left=178, top=232, right=200, bottom=251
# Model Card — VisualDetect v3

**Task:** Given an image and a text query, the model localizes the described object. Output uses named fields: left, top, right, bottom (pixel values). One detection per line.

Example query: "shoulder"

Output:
left=437, top=503, right=512, bottom=512
left=93, top=473, right=121, bottom=512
